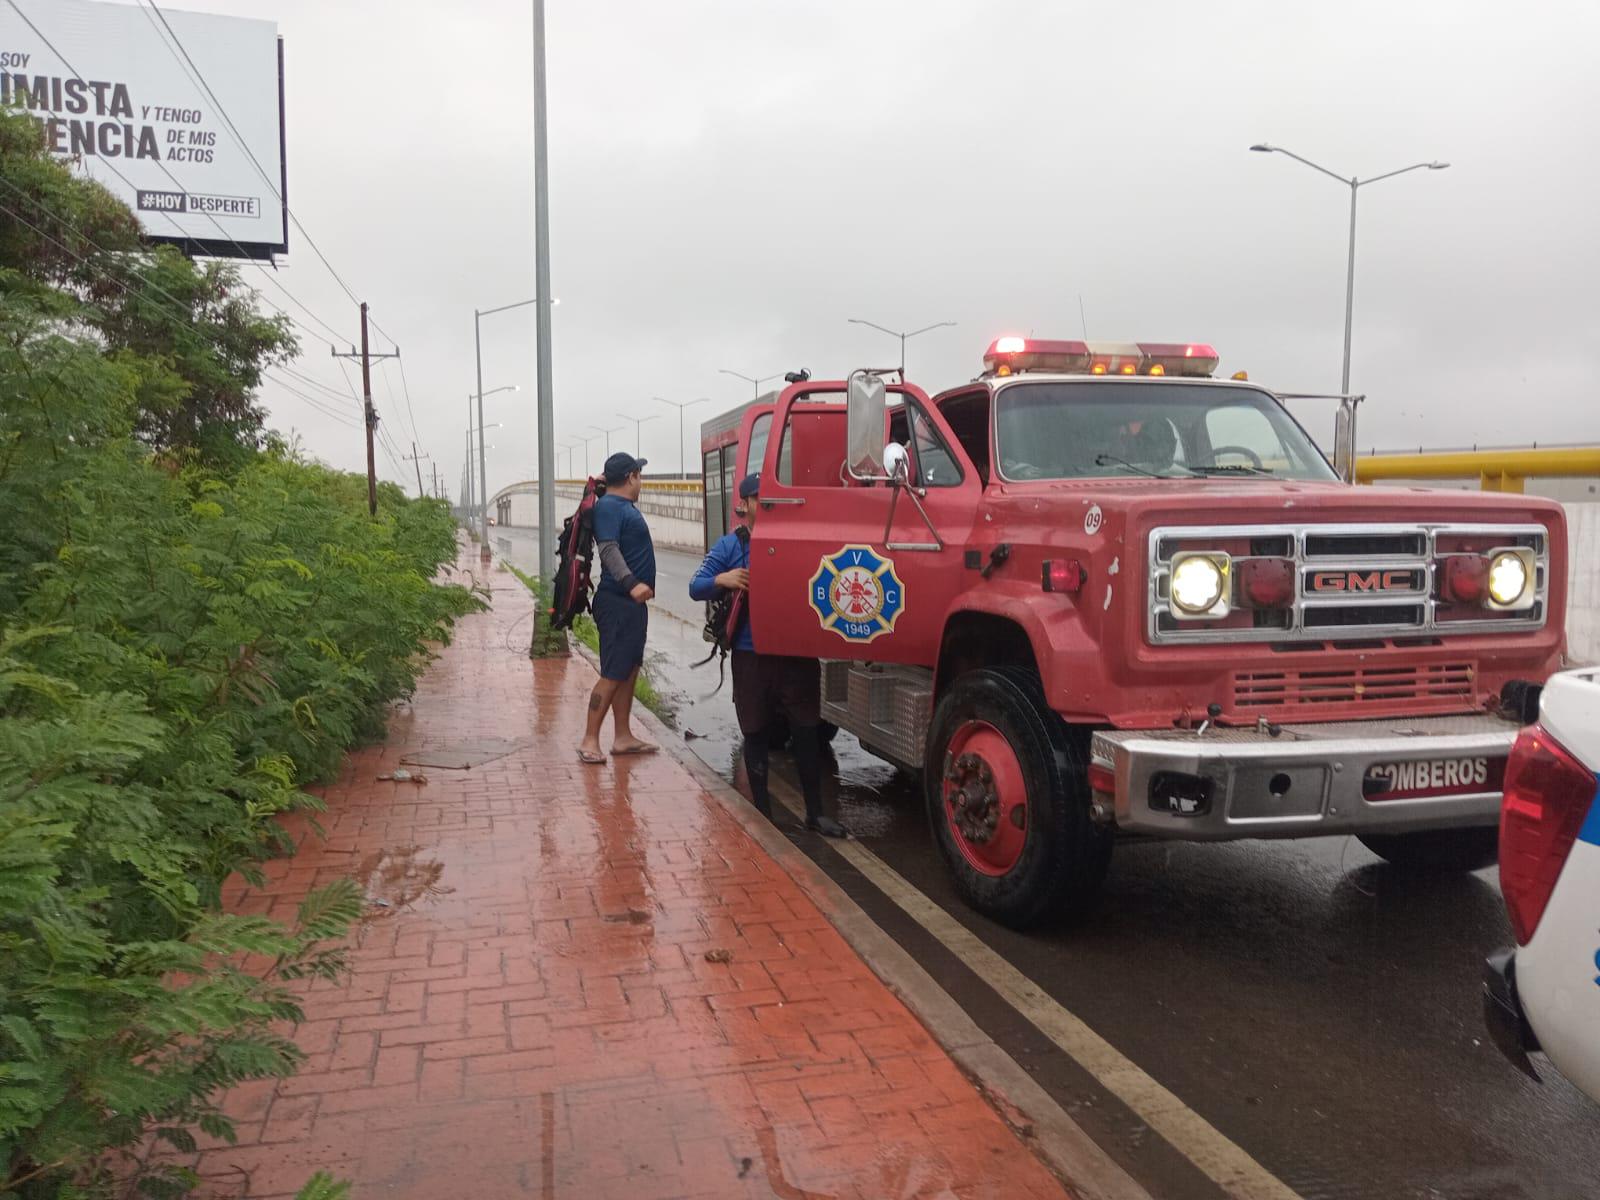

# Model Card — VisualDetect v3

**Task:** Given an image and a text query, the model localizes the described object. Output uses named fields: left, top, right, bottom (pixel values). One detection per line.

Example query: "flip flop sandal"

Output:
left=577, top=749, right=607, bottom=765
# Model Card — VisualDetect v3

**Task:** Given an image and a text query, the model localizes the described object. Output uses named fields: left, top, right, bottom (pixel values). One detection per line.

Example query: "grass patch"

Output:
left=508, top=566, right=674, bottom=724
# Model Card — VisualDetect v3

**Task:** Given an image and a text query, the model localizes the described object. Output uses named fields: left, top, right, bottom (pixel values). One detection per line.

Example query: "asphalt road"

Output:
left=497, top=525, right=1600, bottom=1200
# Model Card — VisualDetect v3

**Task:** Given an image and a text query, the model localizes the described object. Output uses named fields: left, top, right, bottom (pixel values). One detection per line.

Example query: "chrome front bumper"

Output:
left=1088, top=712, right=1518, bottom=839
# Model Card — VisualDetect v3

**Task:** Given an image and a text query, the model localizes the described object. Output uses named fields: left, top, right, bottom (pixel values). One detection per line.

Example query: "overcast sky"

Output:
left=28, top=0, right=1600, bottom=497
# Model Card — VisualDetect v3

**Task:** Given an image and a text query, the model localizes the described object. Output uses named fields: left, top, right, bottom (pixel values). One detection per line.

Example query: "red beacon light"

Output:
left=983, top=337, right=1220, bottom=378
left=982, top=337, right=1092, bottom=376
left=1137, top=342, right=1221, bottom=377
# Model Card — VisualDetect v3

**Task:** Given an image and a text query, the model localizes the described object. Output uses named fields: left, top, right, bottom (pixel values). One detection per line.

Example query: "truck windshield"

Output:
left=994, top=381, right=1338, bottom=482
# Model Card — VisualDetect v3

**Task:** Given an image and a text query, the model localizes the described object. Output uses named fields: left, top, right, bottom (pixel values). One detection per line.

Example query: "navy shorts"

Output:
left=591, top=588, right=648, bottom=681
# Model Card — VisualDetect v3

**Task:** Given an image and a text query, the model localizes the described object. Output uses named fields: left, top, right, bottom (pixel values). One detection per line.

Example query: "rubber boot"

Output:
left=792, top=724, right=847, bottom=838
left=741, top=730, right=774, bottom=820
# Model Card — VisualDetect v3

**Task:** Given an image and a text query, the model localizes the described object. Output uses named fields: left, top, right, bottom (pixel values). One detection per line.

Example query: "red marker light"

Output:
left=1237, top=557, right=1294, bottom=609
left=1042, top=559, right=1085, bottom=594
left=1440, top=554, right=1490, bottom=605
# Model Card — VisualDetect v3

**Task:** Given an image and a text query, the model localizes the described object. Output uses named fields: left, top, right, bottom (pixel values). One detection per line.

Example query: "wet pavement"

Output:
left=190, top=550, right=1070, bottom=1200
left=500, top=529, right=1600, bottom=1200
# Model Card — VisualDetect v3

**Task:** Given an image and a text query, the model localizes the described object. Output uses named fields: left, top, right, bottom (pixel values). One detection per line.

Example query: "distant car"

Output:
left=1483, top=667, right=1600, bottom=1102
left=487, top=516, right=497, bottom=527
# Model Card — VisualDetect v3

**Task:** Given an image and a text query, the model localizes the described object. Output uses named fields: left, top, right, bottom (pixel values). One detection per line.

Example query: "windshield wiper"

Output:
left=1189, top=463, right=1275, bottom=476
left=1093, top=453, right=1196, bottom=479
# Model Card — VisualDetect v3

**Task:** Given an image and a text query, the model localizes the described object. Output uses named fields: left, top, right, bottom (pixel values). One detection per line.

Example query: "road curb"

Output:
left=567, top=637, right=1150, bottom=1200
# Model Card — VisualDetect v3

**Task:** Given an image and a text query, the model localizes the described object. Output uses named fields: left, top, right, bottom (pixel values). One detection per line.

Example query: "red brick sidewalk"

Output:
left=189, top=557, right=1071, bottom=1199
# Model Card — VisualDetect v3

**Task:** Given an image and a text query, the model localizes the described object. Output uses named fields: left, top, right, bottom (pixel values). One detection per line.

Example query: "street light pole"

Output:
left=475, top=296, right=552, bottom=553
left=845, top=317, right=957, bottom=376
left=588, top=425, right=623, bottom=458
left=717, top=368, right=780, bottom=400
left=1250, top=144, right=1449, bottom=393
left=531, top=0, right=556, bottom=579
left=579, top=432, right=603, bottom=478
left=654, top=396, right=710, bottom=481
left=616, top=411, right=661, bottom=457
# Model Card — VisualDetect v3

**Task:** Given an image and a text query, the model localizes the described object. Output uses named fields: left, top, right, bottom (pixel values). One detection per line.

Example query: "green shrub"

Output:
left=0, top=107, right=480, bottom=1196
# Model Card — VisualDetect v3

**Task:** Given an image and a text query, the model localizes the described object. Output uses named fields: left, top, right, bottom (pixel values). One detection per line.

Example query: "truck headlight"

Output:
left=1170, top=553, right=1229, bottom=616
left=1487, top=550, right=1533, bottom=609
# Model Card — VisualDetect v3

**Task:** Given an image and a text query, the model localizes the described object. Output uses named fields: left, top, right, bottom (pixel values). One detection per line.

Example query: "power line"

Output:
left=0, top=199, right=374, bottom=454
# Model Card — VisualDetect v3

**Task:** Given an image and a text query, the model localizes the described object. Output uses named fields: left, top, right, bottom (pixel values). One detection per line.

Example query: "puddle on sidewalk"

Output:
left=355, top=845, right=453, bottom=916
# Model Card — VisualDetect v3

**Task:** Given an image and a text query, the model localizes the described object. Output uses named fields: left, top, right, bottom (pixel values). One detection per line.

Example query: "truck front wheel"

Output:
left=1357, top=826, right=1500, bottom=872
left=924, top=668, right=1111, bottom=929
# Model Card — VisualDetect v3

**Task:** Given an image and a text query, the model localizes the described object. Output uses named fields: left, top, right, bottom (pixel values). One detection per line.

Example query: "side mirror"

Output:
left=846, top=369, right=887, bottom=480
left=1333, top=397, right=1359, bottom=484
left=882, top=441, right=909, bottom=482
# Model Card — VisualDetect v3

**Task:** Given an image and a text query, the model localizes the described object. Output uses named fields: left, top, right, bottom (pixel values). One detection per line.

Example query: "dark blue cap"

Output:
left=602, top=452, right=647, bottom=483
left=738, top=473, right=761, bottom=499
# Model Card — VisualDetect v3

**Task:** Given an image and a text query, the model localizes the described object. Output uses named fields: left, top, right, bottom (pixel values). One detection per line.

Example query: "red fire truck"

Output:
left=700, top=338, right=1566, bottom=927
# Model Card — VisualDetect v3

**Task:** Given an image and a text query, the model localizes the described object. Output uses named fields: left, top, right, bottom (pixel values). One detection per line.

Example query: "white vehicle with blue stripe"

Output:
left=1484, top=666, right=1600, bottom=1102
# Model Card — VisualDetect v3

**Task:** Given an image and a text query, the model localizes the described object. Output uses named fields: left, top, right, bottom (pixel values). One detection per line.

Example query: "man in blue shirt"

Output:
left=690, top=473, right=846, bottom=837
left=578, top=453, right=657, bottom=763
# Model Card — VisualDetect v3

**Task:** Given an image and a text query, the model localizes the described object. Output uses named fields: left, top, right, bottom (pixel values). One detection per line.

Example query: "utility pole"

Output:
left=404, top=442, right=430, bottom=499
left=431, top=461, right=440, bottom=500
left=331, top=302, right=399, bottom=517
left=533, top=0, right=557, bottom=581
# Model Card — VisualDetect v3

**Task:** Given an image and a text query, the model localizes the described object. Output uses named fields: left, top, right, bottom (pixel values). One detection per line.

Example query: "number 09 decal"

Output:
left=809, top=545, right=906, bottom=643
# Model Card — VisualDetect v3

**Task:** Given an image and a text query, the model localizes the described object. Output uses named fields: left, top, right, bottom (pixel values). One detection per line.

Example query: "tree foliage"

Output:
left=0, top=108, right=478, bottom=1196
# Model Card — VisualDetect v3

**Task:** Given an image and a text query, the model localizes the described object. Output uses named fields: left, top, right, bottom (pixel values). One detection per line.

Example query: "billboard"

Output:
left=0, top=0, right=287, bottom=259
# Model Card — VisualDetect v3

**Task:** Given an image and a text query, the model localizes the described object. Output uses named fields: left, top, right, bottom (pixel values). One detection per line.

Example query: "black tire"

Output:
left=1357, top=826, right=1500, bottom=872
left=924, top=667, right=1111, bottom=929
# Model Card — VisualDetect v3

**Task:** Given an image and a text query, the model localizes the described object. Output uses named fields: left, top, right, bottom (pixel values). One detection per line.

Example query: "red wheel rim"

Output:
left=942, top=721, right=1028, bottom=876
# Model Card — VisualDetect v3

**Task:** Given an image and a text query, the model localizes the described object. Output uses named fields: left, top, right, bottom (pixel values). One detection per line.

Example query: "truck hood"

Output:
left=993, top=477, right=1566, bottom=526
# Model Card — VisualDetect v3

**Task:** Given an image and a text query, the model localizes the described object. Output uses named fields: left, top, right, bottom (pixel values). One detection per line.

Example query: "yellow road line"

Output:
left=768, top=782, right=1303, bottom=1200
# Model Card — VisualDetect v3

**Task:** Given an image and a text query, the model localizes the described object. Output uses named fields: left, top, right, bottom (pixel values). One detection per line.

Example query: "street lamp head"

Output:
left=1429, top=161, right=1450, bottom=170
left=1249, top=143, right=1274, bottom=153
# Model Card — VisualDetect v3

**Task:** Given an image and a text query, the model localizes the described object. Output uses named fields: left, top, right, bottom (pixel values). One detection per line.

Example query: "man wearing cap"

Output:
left=689, top=473, right=847, bottom=838
left=578, top=453, right=657, bottom=763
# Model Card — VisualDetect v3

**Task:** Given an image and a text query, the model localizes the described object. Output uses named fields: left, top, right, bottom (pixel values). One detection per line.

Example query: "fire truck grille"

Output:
left=1232, top=661, right=1477, bottom=714
left=1148, top=522, right=1549, bottom=646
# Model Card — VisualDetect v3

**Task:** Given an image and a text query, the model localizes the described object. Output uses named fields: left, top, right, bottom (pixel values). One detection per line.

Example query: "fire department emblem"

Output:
left=809, top=545, right=905, bottom=643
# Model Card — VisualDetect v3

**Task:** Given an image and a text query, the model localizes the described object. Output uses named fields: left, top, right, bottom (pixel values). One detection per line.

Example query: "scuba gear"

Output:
left=548, top=477, right=606, bottom=631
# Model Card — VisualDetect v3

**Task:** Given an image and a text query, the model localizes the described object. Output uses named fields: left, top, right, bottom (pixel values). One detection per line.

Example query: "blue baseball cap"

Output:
left=602, top=452, right=647, bottom=483
left=738, top=473, right=761, bottom=499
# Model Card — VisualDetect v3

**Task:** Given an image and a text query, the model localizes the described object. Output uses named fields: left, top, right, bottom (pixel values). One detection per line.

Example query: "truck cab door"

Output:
left=747, top=380, right=980, bottom=666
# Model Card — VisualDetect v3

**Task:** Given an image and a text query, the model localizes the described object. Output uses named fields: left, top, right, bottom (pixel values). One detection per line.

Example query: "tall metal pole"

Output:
left=532, top=0, right=556, bottom=580
left=465, top=401, right=475, bottom=529
left=1340, top=181, right=1358, bottom=396
left=360, top=302, right=377, bottom=516
left=474, top=311, right=490, bottom=556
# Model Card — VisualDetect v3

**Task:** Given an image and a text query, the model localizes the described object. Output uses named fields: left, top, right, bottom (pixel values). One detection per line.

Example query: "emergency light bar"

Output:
left=982, top=338, right=1091, bottom=375
left=982, top=337, right=1219, bottom=378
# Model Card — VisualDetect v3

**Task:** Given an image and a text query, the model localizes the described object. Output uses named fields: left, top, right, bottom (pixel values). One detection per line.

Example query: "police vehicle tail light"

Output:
left=1499, top=724, right=1597, bottom=944
left=1236, top=557, right=1295, bottom=609
left=1167, top=552, right=1231, bottom=618
left=1041, top=558, right=1086, bottom=594
left=982, top=337, right=1092, bottom=376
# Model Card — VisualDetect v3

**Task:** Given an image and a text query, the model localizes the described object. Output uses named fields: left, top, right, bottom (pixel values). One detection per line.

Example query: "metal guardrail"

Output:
left=1355, top=447, right=1600, bottom=493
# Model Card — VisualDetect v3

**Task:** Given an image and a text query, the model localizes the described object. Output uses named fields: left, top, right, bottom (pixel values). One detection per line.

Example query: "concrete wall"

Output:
left=494, top=482, right=704, bottom=551
left=1565, top=503, right=1600, bottom=665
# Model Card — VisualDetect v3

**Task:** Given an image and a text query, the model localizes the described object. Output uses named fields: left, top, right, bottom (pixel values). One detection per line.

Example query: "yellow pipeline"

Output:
left=1355, top=447, right=1600, bottom=494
